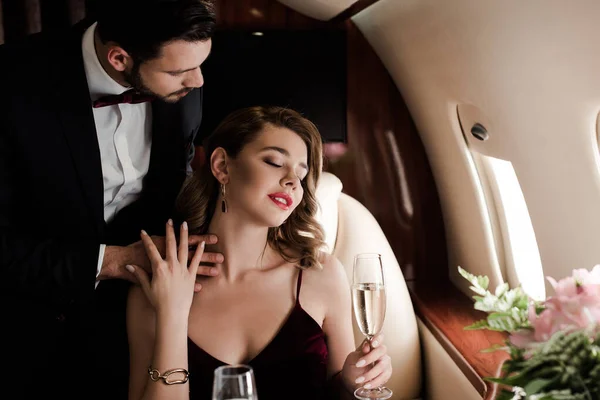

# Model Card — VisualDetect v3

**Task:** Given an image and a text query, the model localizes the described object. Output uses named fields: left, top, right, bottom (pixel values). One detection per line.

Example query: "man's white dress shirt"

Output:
left=81, top=23, right=153, bottom=285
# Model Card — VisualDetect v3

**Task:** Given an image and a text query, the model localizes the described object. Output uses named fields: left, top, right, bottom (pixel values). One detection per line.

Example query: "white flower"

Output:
left=511, top=386, right=526, bottom=400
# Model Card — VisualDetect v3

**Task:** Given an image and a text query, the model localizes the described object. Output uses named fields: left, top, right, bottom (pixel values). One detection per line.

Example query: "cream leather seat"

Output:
left=316, top=172, right=422, bottom=399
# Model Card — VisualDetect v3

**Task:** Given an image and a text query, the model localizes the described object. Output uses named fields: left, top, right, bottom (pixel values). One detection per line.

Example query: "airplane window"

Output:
left=479, top=155, right=546, bottom=301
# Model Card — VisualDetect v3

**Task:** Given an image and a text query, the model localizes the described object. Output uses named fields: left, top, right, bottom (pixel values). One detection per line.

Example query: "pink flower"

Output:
left=509, top=266, right=600, bottom=348
left=575, top=265, right=600, bottom=285
left=547, top=266, right=600, bottom=326
left=323, top=143, right=348, bottom=162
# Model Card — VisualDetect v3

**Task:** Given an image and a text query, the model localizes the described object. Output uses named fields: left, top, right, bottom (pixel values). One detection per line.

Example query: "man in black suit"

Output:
left=0, top=1, right=221, bottom=398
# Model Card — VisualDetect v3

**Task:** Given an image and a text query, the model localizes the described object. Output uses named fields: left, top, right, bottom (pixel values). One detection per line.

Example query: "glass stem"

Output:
left=366, top=336, right=379, bottom=390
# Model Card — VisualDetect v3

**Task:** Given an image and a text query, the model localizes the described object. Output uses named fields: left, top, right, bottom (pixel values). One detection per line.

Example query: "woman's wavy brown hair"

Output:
left=175, top=106, right=326, bottom=269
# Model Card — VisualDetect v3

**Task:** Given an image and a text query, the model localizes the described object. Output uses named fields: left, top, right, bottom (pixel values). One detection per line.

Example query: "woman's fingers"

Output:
left=355, top=333, right=383, bottom=353
left=140, top=230, right=163, bottom=266
left=188, top=234, right=223, bottom=264
left=178, top=221, right=189, bottom=266
left=356, top=344, right=387, bottom=367
left=360, top=355, right=392, bottom=389
left=189, top=241, right=206, bottom=276
left=126, top=264, right=152, bottom=299
left=165, top=219, right=177, bottom=263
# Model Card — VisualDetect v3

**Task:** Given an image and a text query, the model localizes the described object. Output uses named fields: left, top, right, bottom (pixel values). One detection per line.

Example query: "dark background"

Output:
left=199, top=28, right=347, bottom=144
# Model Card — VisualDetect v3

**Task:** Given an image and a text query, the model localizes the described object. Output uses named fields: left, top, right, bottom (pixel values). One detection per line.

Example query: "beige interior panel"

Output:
left=353, top=0, right=600, bottom=292
left=417, top=318, right=483, bottom=400
left=276, top=0, right=358, bottom=21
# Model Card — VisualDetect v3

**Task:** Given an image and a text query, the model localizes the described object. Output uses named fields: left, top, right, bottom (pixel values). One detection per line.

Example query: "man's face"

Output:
left=125, top=39, right=212, bottom=103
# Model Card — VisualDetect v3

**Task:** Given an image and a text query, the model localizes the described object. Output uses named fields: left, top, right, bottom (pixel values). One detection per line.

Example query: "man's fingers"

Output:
left=201, top=251, right=224, bottom=264
left=189, top=234, right=218, bottom=245
left=178, top=221, right=189, bottom=266
left=196, top=265, right=220, bottom=277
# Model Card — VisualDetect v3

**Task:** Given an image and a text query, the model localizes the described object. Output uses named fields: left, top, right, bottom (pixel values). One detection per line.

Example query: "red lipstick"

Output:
left=268, top=192, right=293, bottom=210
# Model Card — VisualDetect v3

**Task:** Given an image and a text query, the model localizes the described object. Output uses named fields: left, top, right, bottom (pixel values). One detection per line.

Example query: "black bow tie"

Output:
left=92, top=89, right=155, bottom=108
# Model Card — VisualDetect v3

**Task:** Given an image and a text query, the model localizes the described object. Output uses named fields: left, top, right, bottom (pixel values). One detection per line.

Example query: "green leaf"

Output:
left=478, top=275, right=490, bottom=291
left=458, top=266, right=488, bottom=295
left=495, top=282, right=510, bottom=298
left=464, top=320, right=490, bottom=330
left=495, top=390, right=518, bottom=400
left=480, top=343, right=509, bottom=353
left=487, top=312, right=519, bottom=332
left=524, top=378, right=552, bottom=395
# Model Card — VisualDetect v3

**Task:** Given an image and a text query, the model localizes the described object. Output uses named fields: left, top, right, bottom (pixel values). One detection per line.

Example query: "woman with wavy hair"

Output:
left=125, top=106, right=392, bottom=400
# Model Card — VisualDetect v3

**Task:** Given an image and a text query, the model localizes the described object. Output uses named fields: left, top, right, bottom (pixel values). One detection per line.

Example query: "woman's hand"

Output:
left=126, top=219, right=205, bottom=318
left=340, top=333, right=392, bottom=393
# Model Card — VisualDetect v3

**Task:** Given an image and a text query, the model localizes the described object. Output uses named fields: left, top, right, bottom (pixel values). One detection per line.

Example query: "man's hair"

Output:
left=93, top=0, right=216, bottom=63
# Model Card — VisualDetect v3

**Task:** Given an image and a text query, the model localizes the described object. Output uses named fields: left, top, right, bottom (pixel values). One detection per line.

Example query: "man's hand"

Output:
left=98, top=232, right=223, bottom=288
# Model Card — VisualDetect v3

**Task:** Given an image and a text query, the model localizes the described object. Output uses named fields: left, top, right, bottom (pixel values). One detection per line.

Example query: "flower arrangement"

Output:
left=458, top=266, right=600, bottom=400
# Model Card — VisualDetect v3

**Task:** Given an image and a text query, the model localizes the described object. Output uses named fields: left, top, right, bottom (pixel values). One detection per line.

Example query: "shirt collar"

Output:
left=82, top=22, right=130, bottom=101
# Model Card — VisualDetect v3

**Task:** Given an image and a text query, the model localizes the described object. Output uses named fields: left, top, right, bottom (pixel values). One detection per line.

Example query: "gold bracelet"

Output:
left=148, top=366, right=190, bottom=385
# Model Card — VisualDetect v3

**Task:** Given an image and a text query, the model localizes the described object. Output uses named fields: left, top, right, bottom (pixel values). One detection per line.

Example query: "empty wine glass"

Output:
left=212, top=364, right=258, bottom=400
left=352, top=253, right=393, bottom=400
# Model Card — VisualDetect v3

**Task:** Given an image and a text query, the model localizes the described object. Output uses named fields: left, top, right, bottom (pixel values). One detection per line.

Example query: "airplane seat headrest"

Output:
left=315, top=171, right=422, bottom=399
left=315, top=171, right=343, bottom=253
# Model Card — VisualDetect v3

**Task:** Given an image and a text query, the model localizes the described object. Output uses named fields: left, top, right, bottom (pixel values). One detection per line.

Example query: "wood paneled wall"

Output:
left=215, top=0, right=333, bottom=30
left=0, top=0, right=86, bottom=44
left=0, top=0, right=447, bottom=282
left=332, top=22, right=447, bottom=282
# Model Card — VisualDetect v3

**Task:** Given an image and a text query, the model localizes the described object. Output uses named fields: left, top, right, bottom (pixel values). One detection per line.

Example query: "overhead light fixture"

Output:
left=251, top=32, right=264, bottom=37
left=249, top=8, right=264, bottom=18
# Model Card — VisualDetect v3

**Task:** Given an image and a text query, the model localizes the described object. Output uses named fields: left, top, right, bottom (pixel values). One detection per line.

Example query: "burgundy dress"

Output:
left=187, top=270, right=330, bottom=399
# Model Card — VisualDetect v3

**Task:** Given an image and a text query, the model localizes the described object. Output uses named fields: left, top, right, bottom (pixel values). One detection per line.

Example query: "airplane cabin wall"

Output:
left=353, top=0, right=600, bottom=295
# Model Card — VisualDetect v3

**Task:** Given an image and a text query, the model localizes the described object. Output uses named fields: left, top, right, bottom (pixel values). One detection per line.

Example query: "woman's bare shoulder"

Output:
left=305, top=252, right=349, bottom=292
left=320, top=252, right=348, bottom=276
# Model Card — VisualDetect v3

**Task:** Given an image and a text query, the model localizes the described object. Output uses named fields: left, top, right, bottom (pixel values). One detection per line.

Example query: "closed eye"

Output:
left=265, top=160, right=282, bottom=168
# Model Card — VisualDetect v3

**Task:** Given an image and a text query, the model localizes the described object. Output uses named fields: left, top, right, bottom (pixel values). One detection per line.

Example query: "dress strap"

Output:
left=295, top=269, right=303, bottom=305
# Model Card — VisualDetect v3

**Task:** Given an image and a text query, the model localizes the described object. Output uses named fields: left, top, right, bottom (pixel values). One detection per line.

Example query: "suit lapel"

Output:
left=149, top=100, right=181, bottom=176
left=149, top=87, right=203, bottom=176
left=51, top=21, right=105, bottom=237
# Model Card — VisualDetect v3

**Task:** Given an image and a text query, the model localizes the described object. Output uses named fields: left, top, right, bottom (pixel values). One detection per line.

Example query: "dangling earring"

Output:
left=221, top=183, right=228, bottom=213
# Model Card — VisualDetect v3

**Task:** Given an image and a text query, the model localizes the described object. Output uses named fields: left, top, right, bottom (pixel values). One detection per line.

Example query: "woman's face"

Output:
left=225, top=124, right=309, bottom=227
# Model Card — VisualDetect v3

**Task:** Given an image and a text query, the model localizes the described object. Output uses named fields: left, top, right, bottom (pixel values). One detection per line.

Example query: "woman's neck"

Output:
left=206, top=211, right=276, bottom=282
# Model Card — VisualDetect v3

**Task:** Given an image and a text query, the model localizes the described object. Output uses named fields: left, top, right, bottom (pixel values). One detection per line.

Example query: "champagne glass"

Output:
left=352, top=253, right=393, bottom=400
left=212, top=364, right=258, bottom=400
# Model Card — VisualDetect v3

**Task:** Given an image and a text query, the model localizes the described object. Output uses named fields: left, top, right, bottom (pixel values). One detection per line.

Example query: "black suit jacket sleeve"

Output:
left=0, top=28, right=104, bottom=307
left=0, top=89, right=99, bottom=303
left=0, top=25, right=203, bottom=305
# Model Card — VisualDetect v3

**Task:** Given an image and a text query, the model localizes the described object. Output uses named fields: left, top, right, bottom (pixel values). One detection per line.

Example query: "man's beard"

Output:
left=123, top=64, right=193, bottom=103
